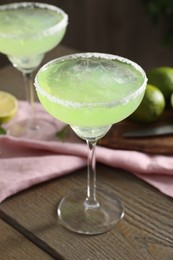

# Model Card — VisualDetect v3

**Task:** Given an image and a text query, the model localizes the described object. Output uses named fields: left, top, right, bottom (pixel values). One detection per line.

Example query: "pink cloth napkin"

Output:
left=0, top=101, right=173, bottom=203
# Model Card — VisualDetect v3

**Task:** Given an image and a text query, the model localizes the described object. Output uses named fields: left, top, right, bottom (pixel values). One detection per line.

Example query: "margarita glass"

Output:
left=35, top=53, right=147, bottom=235
left=0, top=2, right=68, bottom=139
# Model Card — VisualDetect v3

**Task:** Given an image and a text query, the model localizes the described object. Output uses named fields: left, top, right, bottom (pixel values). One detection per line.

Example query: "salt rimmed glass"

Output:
left=35, top=52, right=147, bottom=235
left=0, top=2, right=68, bottom=139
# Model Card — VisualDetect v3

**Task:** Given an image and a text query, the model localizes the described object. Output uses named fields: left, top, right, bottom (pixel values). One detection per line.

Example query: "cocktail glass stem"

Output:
left=23, top=72, right=38, bottom=131
left=57, top=134, right=124, bottom=234
left=85, top=139, right=100, bottom=208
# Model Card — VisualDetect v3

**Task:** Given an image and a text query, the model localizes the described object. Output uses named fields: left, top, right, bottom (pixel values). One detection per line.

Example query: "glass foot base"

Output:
left=57, top=189, right=124, bottom=235
left=7, top=118, right=58, bottom=140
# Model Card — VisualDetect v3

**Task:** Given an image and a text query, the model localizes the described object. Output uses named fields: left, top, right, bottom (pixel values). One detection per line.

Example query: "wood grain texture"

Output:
left=0, top=219, right=53, bottom=259
left=99, top=110, right=173, bottom=154
left=1, top=165, right=173, bottom=260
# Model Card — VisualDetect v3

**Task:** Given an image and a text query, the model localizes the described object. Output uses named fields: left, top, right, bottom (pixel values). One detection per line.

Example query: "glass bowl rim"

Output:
left=35, top=52, right=148, bottom=108
left=0, top=2, right=68, bottom=39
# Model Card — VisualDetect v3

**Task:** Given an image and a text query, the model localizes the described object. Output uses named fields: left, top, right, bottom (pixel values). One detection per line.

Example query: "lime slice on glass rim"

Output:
left=0, top=91, right=18, bottom=124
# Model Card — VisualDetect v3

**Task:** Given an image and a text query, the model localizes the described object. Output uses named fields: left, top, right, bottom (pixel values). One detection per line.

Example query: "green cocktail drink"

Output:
left=0, top=2, right=67, bottom=58
left=0, top=2, right=68, bottom=139
left=35, top=53, right=147, bottom=235
left=36, top=53, right=146, bottom=138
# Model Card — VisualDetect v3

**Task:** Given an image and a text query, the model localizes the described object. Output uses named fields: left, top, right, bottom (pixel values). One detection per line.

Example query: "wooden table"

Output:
left=0, top=45, right=173, bottom=260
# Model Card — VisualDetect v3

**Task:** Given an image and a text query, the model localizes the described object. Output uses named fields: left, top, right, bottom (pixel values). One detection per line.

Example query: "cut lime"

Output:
left=0, top=91, right=18, bottom=124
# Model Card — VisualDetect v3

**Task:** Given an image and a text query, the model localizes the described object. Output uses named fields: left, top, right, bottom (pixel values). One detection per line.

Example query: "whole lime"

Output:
left=147, top=66, right=173, bottom=101
left=130, top=84, right=165, bottom=123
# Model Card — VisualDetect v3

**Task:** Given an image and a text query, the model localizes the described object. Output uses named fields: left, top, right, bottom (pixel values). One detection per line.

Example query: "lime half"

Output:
left=0, top=91, right=18, bottom=124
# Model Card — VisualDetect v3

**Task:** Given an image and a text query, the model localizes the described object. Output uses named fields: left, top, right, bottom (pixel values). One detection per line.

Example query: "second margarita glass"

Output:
left=0, top=2, right=68, bottom=139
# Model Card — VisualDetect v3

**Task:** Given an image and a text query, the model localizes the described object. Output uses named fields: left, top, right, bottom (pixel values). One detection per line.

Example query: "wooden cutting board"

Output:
left=99, top=110, right=173, bottom=155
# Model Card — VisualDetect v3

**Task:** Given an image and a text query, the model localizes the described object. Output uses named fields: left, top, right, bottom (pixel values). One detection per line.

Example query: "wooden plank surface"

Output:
left=0, top=219, right=53, bottom=259
left=1, top=165, right=173, bottom=260
left=100, top=110, right=173, bottom=155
